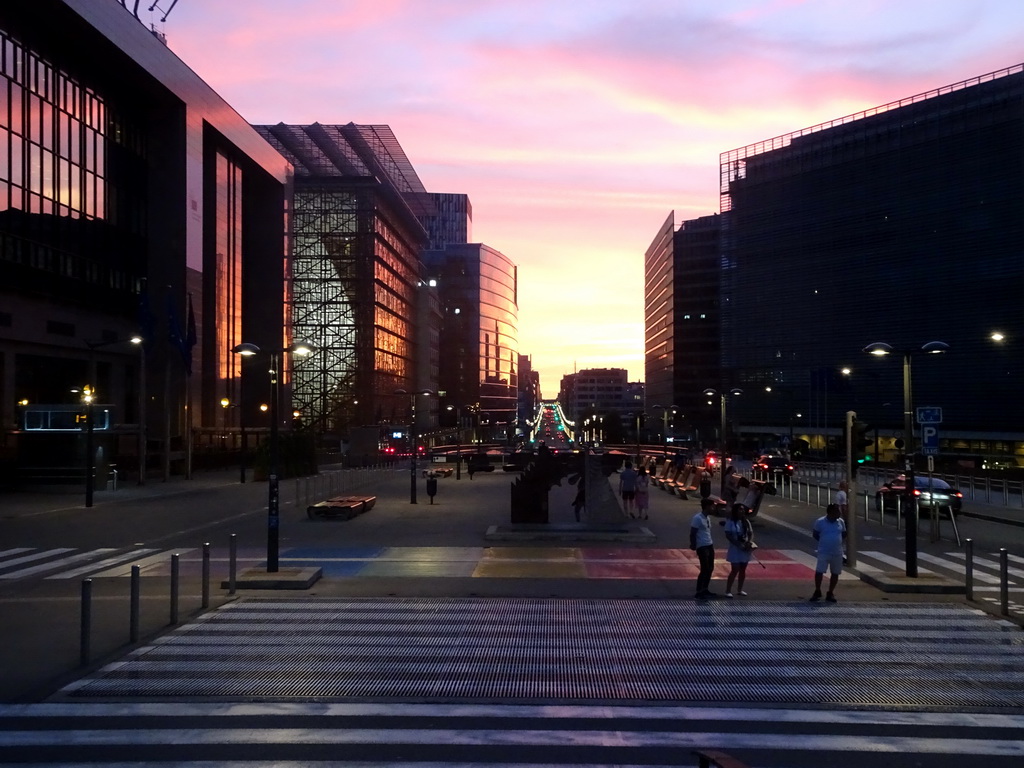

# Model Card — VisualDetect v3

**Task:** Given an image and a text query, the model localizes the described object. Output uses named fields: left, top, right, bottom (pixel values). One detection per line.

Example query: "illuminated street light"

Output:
left=232, top=341, right=315, bottom=572
left=394, top=388, right=437, bottom=503
left=702, top=388, right=743, bottom=455
left=863, top=340, right=949, bottom=577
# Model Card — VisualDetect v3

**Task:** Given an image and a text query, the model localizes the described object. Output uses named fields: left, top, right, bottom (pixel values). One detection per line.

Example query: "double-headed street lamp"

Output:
left=395, top=388, right=436, bottom=503
left=233, top=341, right=314, bottom=573
left=651, top=404, right=679, bottom=451
left=220, top=398, right=247, bottom=483
left=446, top=403, right=473, bottom=479
left=863, top=340, right=949, bottom=577
left=703, top=388, right=743, bottom=455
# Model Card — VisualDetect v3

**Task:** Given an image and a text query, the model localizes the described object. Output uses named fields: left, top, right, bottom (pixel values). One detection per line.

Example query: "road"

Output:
left=1, top=461, right=1024, bottom=766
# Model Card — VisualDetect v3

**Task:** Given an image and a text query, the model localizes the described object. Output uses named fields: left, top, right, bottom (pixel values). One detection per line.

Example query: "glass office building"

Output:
left=423, top=244, right=519, bottom=438
left=718, top=65, right=1023, bottom=462
left=253, top=123, right=432, bottom=440
left=0, top=1, right=290, bottom=481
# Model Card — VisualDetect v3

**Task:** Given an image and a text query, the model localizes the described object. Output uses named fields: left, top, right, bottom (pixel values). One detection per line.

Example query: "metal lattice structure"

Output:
left=254, top=123, right=430, bottom=439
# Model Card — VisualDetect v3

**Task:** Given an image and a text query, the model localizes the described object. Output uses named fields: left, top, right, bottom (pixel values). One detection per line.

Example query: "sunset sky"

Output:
left=158, top=0, right=1024, bottom=395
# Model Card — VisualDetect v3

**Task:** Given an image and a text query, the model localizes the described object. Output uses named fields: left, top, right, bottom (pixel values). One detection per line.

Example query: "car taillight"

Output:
left=912, top=489, right=922, bottom=497
left=708, top=457, right=717, bottom=466
left=953, top=491, right=963, bottom=498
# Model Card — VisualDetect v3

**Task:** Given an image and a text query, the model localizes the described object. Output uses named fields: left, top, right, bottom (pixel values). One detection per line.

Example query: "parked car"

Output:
left=875, top=475, right=963, bottom=514
left=752, top=454, right=794, bottom=477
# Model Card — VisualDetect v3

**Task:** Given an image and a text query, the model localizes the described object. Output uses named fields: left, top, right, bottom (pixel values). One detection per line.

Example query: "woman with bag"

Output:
left=724, top=503, right=754, bottom=597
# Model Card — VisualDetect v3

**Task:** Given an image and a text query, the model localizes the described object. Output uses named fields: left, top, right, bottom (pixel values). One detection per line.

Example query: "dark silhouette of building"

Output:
left=1, top=1, right=290, bottom=481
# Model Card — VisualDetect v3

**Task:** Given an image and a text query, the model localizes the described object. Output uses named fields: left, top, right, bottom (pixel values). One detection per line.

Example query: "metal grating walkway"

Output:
left=58, top=598, right=1024, bottom=709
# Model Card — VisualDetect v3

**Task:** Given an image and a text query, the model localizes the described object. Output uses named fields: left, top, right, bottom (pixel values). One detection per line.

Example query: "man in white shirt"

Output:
left=690, top=497, right=717, bottom=598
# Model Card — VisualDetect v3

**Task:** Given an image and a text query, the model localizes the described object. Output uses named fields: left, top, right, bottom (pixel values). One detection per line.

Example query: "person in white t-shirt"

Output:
left=690, top=497, right=717, bottom=598
left=811, top=504, right=847, bottom=603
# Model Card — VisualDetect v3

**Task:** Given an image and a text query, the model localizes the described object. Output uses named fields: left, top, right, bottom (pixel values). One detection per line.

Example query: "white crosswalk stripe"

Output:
left=0, top=547, right=171, bottom=581
left=1, top=702, right=1024, bottom=765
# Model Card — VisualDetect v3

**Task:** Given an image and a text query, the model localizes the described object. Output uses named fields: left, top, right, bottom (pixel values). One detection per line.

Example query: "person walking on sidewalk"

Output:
left=634, top=465, right=650, bottom=520
left=690, top=497, right=718, bottom=598
left=834, top=480, right=850, bottom=564
left=618, top=460, right=639, bottom=518
left=724, top=503, right=754, bottom=597
left=811, top=503, right=847, bottom=603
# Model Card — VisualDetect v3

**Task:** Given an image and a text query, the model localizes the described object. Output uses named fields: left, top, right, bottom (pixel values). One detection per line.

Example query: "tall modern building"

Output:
left=649, top=63, right=1024, bottom=465
left=1, top=1, right=290, bottom=481
left=644, top=212, right=720, bottom=442
left=252, top=123, right=435, bottom=440
left=423, top=243, right=519, bottom=440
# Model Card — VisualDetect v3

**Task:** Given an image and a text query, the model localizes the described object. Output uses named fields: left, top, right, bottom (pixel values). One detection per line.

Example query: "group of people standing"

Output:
left=688, top=478, right=848, bottom=602
left=617, top=461, right=650, bottom=520
left=616, top=458, right=849, bottom=602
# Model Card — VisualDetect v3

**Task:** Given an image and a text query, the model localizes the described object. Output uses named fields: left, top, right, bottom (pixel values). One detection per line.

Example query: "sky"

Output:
left=157, top=0, right=1024, bottom=396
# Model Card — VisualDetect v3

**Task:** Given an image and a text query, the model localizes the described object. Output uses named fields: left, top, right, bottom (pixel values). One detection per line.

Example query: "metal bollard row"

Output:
left=86, top=533, right=241, bottom=667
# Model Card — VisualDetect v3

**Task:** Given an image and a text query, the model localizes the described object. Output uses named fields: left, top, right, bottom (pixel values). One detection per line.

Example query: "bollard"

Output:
left=130, top=565, right=140, bottom=642
left=170, top=553, right=179, bottom=626
left=229, top=534, right=237, bottom=595
left=202, top=542, right=210, bottom=609
left=964, top=539, right=974, bottom=601
left=1000, top=548, right=1009, bottom=617
left=80, top=578, right=92, bottom=667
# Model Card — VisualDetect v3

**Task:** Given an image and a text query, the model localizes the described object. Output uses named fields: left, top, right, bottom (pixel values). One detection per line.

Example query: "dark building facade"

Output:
left=718, top=64, right=1024, bottom=463
left=252, top=123, right=435, bottom=441
left=644, top=212, right=721, bottom=443
left=423, top=243, right=519, bottom=440
left=1, top=1, right=290, bottom=481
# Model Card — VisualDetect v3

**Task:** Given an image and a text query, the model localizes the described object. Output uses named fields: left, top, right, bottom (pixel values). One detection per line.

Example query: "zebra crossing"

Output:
left=2, top=701, right=1024, bottom=767
left=5, top=597, right=1024, bottom=766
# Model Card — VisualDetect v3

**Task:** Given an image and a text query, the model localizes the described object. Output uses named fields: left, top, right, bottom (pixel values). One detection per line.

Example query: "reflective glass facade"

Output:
left=718, top=65, right=1024, bottom=458
left=1, top=1, right=290, bottom=481
left=254, top=124, right=428, bottom=437
left=0, top=26, right=146, bottom=310
left=424, top=244, right=519, bottom=434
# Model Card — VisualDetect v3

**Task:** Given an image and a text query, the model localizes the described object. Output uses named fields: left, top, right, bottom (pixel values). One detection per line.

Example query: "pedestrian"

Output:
left=618, top=460, right=638, bottom=518
left=690, top=497, right=717, bottom=598
left=723, top=465, right=741, bottom=504
left=571, top=474, right=585, bottom=522
left=811, top=503, right=847, bottom=603
left=834, top=480, right=850, bottom=563
left=834, top=480, right=849, bottom=521
left=724, top=503, right=754, bottom=597
left=634, top=465, right=650, bottom=520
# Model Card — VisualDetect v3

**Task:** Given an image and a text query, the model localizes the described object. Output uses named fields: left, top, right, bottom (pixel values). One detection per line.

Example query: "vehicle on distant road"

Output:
left=752, top=454, right=794, bottom=477
left=875, top=475, right=964, bottom=514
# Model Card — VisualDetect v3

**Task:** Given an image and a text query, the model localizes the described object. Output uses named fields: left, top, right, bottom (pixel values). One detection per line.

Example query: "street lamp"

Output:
left=446, top=403, right=473, bottom=479
left=80, top=385, right=96, bottom=508
left=651, top=404, right=678, bottom=451
left=220, top=398, right=247, bottom=484
left=233, top=341, right=315, bottom=573
left=130, top=335, right=147, bottom=485
left=702, top=388, right=743, bottom=455
left=394, top=388, right=437, bottom=503
left=863, top=340, right=949, bottom=577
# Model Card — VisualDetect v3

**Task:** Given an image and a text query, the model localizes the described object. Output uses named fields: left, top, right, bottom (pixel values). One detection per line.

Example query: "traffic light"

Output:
left=852, top=419, right=872, bottom=467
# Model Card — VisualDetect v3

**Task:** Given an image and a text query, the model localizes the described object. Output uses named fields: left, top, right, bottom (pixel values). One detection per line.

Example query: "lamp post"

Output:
left=81, top=386, right=95, bottom=508
left=651, top=404, right=678, bottom=451
left=863, top=341, right=949, bottom=577
left=703, top=388, right=743, bottom=455
left=395, top=388, right=436, bottom=503
left=233, top=341, right=314, bottom=573
left=446, top=403, right=472, bottom=479
left=220, top=398, right=247, bottom=483
left=130, top=335, right=147, bottom=485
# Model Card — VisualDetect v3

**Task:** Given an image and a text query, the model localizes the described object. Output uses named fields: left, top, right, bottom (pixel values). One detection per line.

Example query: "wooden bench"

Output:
left=692, top=748, right=750, bottom=768
left=307, top=495, right=377, bottom=520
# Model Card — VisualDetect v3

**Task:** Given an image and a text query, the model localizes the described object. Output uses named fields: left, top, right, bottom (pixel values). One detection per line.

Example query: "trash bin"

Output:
left=426, top=475, right=438, bottom=504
